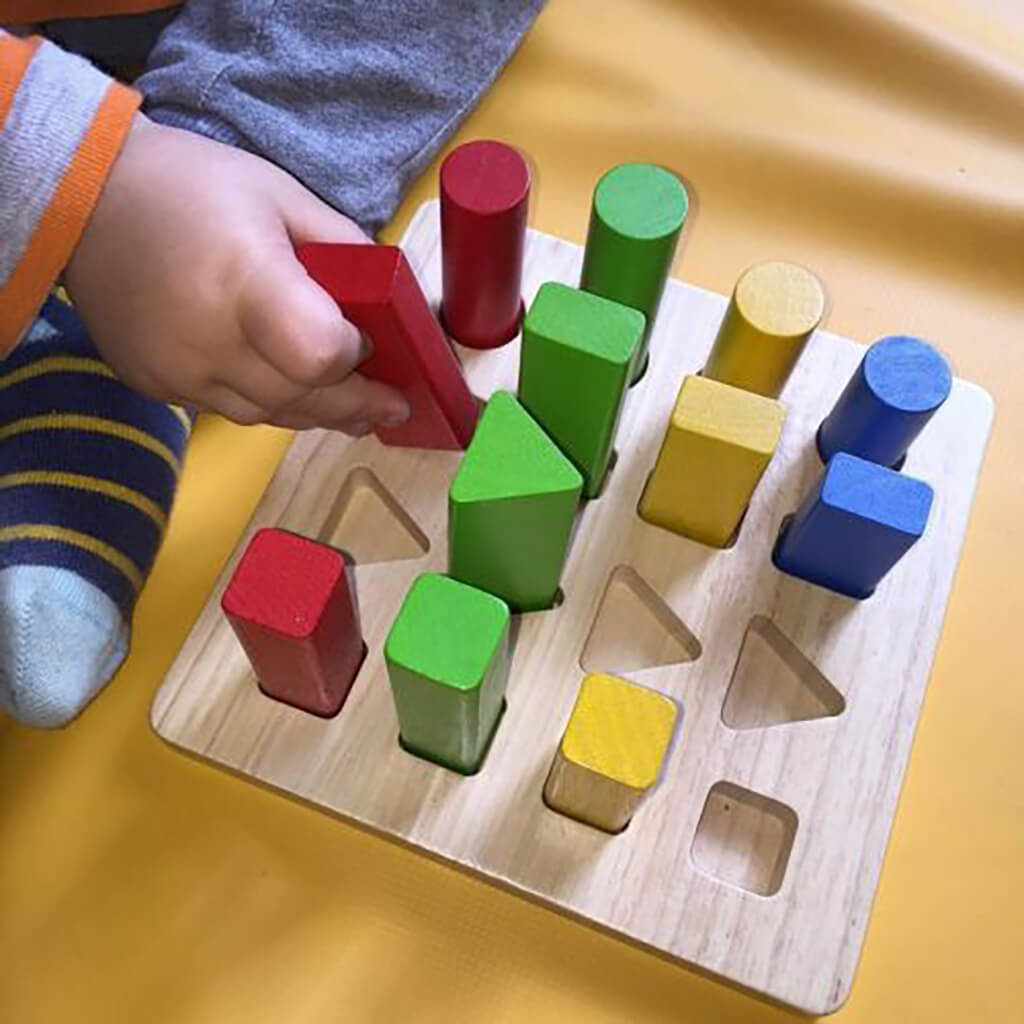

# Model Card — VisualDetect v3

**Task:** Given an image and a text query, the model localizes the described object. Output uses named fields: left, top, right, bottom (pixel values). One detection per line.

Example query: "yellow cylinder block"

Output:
left=704, top=261, right=825, bottom=398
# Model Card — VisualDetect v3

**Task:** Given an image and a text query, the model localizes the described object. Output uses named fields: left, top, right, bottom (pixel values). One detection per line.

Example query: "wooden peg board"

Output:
left=153, top=200, right=993, bottom=1015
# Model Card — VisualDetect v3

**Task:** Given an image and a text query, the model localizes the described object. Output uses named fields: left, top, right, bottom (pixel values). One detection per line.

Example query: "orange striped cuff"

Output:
left=0, top=78, right=141, bottom=355
left=0, top=33, right=40, bottom=125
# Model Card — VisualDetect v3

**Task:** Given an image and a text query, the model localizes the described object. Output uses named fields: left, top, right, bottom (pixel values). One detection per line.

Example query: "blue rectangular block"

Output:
left=772, top=452, right=933, bottom=599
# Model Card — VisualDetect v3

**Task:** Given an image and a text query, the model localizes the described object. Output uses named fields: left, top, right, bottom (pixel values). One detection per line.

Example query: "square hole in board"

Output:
left=691, top=781, right=797, bottom=897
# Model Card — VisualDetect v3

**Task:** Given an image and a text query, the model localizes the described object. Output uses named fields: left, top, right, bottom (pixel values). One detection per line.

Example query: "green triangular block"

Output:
left=451, top=391, right=581, bottom=504
left=449, top=392, right=582, bottom=611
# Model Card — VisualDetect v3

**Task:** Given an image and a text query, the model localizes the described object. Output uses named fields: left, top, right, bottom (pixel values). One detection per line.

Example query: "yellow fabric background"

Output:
left=2, top=1, right=1022, bottom=1020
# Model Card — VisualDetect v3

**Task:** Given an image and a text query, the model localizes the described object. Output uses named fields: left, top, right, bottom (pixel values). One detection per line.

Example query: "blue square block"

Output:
left=772, top=453, right=934, bottom=599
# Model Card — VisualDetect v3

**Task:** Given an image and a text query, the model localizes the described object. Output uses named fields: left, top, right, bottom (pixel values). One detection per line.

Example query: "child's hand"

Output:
left=64, top=115, right=410, bottom=434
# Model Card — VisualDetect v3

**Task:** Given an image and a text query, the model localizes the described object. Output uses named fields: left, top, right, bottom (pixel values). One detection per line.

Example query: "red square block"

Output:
left=221, top=528, right=366, bottom=717
left=298, top=242, right=479, bottom=450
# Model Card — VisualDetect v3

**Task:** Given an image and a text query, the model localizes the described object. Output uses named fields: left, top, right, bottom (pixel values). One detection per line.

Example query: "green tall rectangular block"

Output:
left=449, top=391, right=582, bottom=611
left=384, top=573, right=511, bottom=775
left=518, top=282, right=643, bottom=497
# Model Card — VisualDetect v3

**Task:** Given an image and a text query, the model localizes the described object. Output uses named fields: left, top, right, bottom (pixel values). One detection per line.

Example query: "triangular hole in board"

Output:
left=722, top=616, right=845, bottom=730
left=320, top=467, right=429, bottom=565
left=580, top=565, right=701, bottom=673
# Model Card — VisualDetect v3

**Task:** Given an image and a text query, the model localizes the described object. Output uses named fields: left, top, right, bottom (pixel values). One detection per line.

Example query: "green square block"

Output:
left=384, top=573, right=510, bottom=774
left=449, top=392, right=583, bottom=612
left=519, top=282, right=644, bottom=497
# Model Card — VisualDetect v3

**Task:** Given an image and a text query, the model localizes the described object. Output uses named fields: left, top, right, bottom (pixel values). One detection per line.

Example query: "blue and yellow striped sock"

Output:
left=0, top=296, right=190, bottom=727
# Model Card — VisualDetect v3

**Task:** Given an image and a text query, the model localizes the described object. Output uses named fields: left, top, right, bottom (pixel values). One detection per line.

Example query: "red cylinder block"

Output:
left=440, top=140, right=531, bottom=350
left=221, top=528, right=366, bottom=718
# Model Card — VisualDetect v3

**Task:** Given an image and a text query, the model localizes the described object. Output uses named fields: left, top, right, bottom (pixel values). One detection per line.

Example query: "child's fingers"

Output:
left=192, top=386, right=373, bottom=436
left=239, top=256, right=365, bottom=389
left=265, top=411, right=375, bottom=437
left=216, top=350, right=313, bottom=416
left=189, top=357, right=408, bottom=431
left=285, top=374, right=410, bottom=431
left=198, top=372, right=409, bottom=432
left=217, top=346, right=409, bottom=429
left=262, top=411, right=319, bottom=431
left=192, top=385, right=271, bottom=427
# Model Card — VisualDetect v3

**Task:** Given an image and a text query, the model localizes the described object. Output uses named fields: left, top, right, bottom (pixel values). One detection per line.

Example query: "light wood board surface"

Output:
left=152, top=200, right=993, bottom=1016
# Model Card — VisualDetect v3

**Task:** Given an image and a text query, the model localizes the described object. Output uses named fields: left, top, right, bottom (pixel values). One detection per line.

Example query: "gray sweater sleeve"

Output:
left=136, top=1, right=544, bottom=234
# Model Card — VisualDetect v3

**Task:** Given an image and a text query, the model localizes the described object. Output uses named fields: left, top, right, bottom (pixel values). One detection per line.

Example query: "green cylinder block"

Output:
left=579, top=163, right=688, bottom=384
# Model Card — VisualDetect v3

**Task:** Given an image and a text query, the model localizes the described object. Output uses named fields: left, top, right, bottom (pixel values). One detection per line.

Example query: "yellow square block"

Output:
left=543, top=673, right=678, bottom=833
left=639, top=374, right=785, bottom=547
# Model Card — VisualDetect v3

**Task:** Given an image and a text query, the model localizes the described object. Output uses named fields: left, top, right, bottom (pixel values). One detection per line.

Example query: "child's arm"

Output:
left=0, top=31, right=139, bottom=353
left=1, top=30, right=409, bottom=433
left=64, top=114, right=409, bottom=433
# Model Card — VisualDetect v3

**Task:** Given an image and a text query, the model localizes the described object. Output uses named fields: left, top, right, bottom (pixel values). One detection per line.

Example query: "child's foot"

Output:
left=0, top=296, right=190, bottom=726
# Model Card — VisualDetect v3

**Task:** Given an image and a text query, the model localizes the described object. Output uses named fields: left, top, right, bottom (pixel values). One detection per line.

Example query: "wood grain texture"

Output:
left=152, top=200, right=993, bottom=1016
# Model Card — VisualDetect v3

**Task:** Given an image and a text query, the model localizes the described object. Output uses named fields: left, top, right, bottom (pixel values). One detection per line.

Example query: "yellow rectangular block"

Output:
left=639, top=374, right=785, bottom=547
left=543, top=673, right=678, bottom=834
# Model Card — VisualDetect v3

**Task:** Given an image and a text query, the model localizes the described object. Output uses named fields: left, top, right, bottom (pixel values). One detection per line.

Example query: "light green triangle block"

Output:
left=519, top=283, right=643, bottom=497
left=451, top=390, right=582, bottom=502
left=449, top=391, right=582, bottom=611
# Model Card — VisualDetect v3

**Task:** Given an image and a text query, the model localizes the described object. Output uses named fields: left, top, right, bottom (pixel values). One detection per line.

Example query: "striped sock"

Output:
left=0, top=296, right=190, bottom=727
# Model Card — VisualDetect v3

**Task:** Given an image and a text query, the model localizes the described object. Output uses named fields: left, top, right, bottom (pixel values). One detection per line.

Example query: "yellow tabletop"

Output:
left=2, top=1, right=1022, bottom=1021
